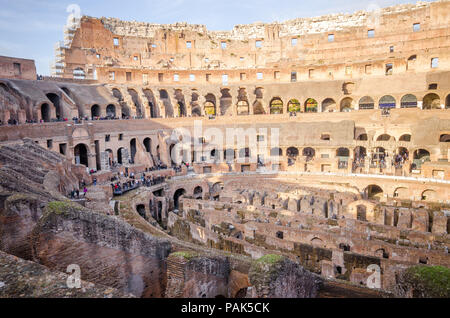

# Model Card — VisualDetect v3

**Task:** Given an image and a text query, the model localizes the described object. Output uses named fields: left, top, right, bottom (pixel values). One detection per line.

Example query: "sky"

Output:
left=0, top=0, right=433, bottom=76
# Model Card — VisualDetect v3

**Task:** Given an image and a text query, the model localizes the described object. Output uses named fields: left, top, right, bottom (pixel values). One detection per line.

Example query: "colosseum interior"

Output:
left=0, top=0, right=449, bottom=299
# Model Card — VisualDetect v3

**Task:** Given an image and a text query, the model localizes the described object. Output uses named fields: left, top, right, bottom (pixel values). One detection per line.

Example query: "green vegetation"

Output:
left=171, top=251, right=198, bottom=260
left=404, top=265, right=450, bottom=297
left=256, top=254, right=284, bottom=265
left=46, top=201, right=79, bottom=216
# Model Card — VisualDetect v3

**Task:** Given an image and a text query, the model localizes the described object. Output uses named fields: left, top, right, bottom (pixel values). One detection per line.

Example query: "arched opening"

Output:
left=305, top=98, right=318, bottom=113
left=287, top=99, right=301, bottom=113
left=440, top=134, right=450, bottom=142
left=423, top=93, right=441, bottom=109
left=353, top=146, right=367, bottom=171
left=173, top=188, right=186, bottom=210
left=322, top=98, right=337, bottom=112
left=407, top=55, right=417, bottom=71
left=175, top=102, right=185, bottom=117
left=421, top=189, right=437, bottom=202
left=399, top=134, right=411, bottom=142
left=377, top=134, right=393, bottom=141
left=371, top=147, right=387, bottom=168
left=46, top=93, right=61, bottom=119
left=357, top=133, right=368, bottom=141
left=193, top=186, right=203, bottom=199
left=400, top=94, right=418, bottom=108
left=91, top=104, right=100, bottom=119
left=359, top=96, right=375, bottom=110
left=204, top=101, right=216, bottom=116
left=394, top=147, right=409, bottom=170
left=255, top=87, right=264, bottom=99
left=40, top=103, right=51, bottom=122
left=375, top=248, right=389, bottom=259
left=74, top=144, right=89, bottom=166
left=237, top=100, right=249, bottom=115
left=192, top=107, right=202, bottom=117
left=394, top=187, right=408, bottom=199
left=446, top=94, right=450, bottom=109
left=340, top=97, right=354, bottom=112
left=143, top=89, right=158, bottom=118
left=287, top=147, right=299, bottom=166
left=105, top=149, right=114, bottom=167
left=270, top=98, right=283, bottom=114
left=336, top=147, right=350, bottom=157
left=220, top=89, right=232, bottom=115
left=253, top=101, right=265, bottom=115
left=365, top=185, right=383, bottom=200
left=117, top=147, right=124, bottom=164
left=379, top=95, right=396, bottom=109
left=303, top=147, right=315, bottom=161
left=412, top=149, right=430, bottom=170
left=276, top=231, right=284, bottom=239
left=311, top=237, right=324, bottom=248
left=128, top=89, right=143, bottom=117
left=143, top=137, right=152, bottom=153
left=136, top=204, right=147, bottom=219
left=130, top=138, right=136, bottom=164
left=356, top=205, right=367, bottom=222
left=106, top=104, right=116, bottom=118
left=337, top=147, right=350, bottom=169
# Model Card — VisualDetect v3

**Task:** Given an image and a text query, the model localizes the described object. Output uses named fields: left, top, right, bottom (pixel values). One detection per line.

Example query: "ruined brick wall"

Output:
left=0, top=56, right=36, bottom=81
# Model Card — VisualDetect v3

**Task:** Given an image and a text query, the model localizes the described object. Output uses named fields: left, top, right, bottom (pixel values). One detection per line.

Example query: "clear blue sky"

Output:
left=0, top=0, right=431, bottom=75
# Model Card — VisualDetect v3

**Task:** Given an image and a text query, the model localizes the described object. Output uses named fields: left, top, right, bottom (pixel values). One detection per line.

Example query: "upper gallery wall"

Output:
left=54, top=1, right=450, bottom=84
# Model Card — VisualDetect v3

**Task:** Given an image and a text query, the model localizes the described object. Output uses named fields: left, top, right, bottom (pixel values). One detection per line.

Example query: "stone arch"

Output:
left=446, top=94, right=450, bottom=109
left=74, top=143, right=89, bottom=166
left=128, top=88, right=143, bottom=117
left=254, top=87, right=264, bottom=99
left=143, top=137, right=152, bottom=153
left=136, top=204, right=147, bottom=219
left=106, top=104, right=116, bottom=118
left=46, top=93, right=62, bottom=119
left=356, top=133, right=368, bottom=141
left=270, top=97, right=283, bottom=114
left=400, top=94, right=418, bottom=108
left=440, top=134, right=450, bottom=142
left=399, top=134, right=411, bottom=142
left=413, top=149, right=431, bottom=170
left=421, top=189, right=437, bottom=202
left=304, top=98, right=318, bottom=113
left=193, top=186, right=203, bottom=199
left=374, top=248, right=389, bottom=259
left=303, top=147, right=315, bottom=159
left=205, top=93, right=216, bottom=116
left=253, top=100, right=265, bottom=115
left=91, top=104, right=101, bottom=119
left=394, top=187, right=408, bottom=199
left=364, top=185, right=383, bottom=200
left=220, top=89, right=232, bottom=115
left=237, top=100, right=249, bottom=115
left=359, top=96, right=374, bottom=110
left=379, top=95, right=396, bottom=109
left=287, top=147, right=299, bottom=157
left=346, top=200, right=377, bottom=222
left=40, top=103, right=51, bottom=122
left=377, top=134, right=394, bottom=141
left=322, top=98, right=337, bottom=112
left=336, top=147, right=350, bottom=157
left=159, top=89, right=173, bottom=117
left=340, top=97, right=354, bottom=112
left=117, top=147, right=125, bottom=164
left=143, top=89, right=158, bottom=118
left=422, top=93, right=441, bottom=109
left=310, top=237, right=325, bottom=248
left=287, top=99, right=301, bottom=113
left=173, top=188, right=186, bottom=210
left=130, top=138, right=137, bottom=163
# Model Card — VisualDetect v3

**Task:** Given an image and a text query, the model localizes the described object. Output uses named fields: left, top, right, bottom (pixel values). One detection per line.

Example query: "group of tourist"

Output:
left=111, top=172, right=167, bottom=195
